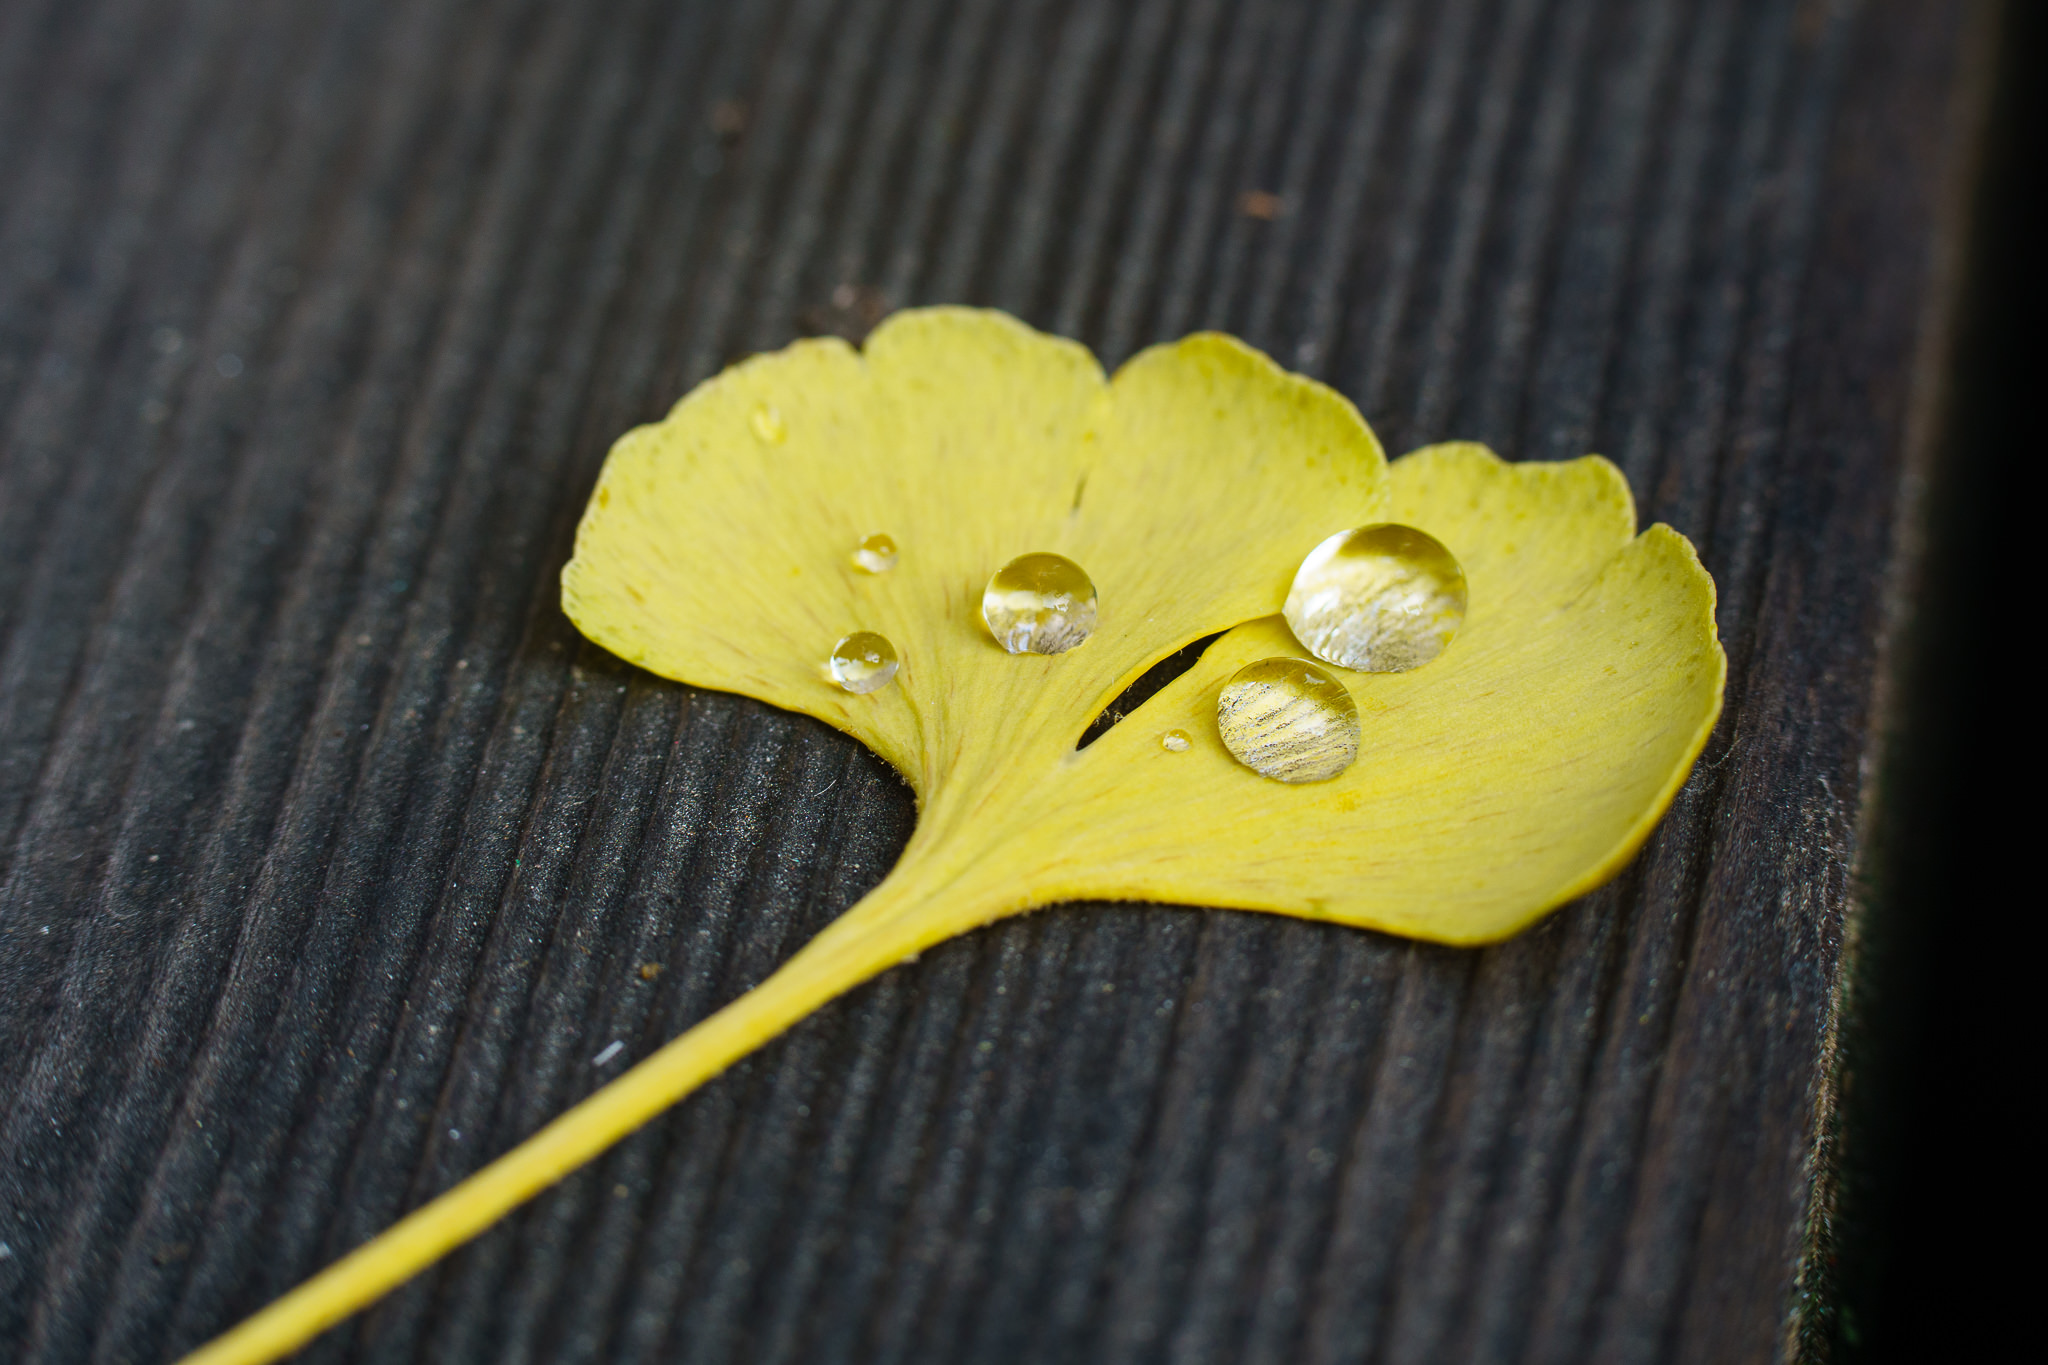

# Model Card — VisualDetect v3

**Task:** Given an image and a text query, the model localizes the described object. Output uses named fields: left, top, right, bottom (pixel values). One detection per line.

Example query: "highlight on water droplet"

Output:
left=828, top=631, right=899, bottom=694
left=851, top=533, right=898, bottom=574
left=1216, top=657, right=1360, bottom=783
left=750, top=403, right=787, bottom=444
left=1160, top=728, right=1192, bottom=753
left=1284, top=524, right=1467, bottom=672
left=982, top=552, right=1098, bottom=655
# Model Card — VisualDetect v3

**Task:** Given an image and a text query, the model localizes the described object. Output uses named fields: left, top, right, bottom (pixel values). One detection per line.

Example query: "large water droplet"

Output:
left=828, top=631, right=898, bottom=694
left=750, top=403, right=787, bottom=444
left=1284, top=524, right=1467, bottom=672
left=1160, top=729, right=1192, bottom=753
left=851, top=533, right=898, bottom=574
left=1216, top=657, right=1360, bottom=783
left=982, top=552, right=1098, bottom=655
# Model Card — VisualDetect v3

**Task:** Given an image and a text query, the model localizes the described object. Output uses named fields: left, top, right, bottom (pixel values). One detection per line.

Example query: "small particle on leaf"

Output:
left=750, top=403, right=786, bottom=444
left=638, top=962, right=664, bottom=981
left=592, top=1040, right=625, bottom=1066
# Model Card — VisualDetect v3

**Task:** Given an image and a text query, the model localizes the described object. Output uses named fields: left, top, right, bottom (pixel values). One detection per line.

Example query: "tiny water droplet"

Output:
left=851, top=533, right=898, bottom=573
left=1284, top=524, right=1467, bottom=672
left=982, top=553, right=1098, bottom=655
left=1216, top=657, right=1360, bottom=783
left=829, top=631, right=899, bottom=694
left=1160, top=729, right=1192, bottom=753
left=750, top=403, right=787, bottom=444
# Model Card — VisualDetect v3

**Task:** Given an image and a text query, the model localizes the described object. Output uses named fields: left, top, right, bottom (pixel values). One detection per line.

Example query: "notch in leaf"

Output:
left=187, top=308, right=1723, bottom=1365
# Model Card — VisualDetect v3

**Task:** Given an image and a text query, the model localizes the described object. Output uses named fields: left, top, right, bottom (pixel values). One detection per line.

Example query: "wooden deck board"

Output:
left=0, top=1, right=1990, bottom=1360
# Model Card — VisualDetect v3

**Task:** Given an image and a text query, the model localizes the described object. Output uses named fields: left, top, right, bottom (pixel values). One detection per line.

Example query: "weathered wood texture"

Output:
left=0, top=0, right=1983, bottom=1361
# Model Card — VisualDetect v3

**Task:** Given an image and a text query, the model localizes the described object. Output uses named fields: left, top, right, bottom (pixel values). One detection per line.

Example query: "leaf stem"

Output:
left=176, top=878, right=955, bottom=1365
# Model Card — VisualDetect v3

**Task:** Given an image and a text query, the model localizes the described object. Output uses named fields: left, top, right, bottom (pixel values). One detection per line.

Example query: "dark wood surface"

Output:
left=0, top=1, right=1989, bottom=1361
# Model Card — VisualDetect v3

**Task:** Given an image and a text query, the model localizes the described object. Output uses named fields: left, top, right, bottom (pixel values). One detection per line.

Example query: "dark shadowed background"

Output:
left=0, top=1, right=2027, bottom=1362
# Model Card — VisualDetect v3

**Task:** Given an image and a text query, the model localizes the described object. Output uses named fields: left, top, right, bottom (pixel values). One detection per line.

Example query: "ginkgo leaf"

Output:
left=185, top=308, right=1723, bottom=1365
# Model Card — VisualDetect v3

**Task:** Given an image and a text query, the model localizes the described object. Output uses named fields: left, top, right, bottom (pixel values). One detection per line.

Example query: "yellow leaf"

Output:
left=185, top=308, right=1723, bottom=1365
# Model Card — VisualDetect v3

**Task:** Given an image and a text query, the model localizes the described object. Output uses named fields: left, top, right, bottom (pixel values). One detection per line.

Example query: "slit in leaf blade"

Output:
left=1076, top=632, right=1226, bottom=749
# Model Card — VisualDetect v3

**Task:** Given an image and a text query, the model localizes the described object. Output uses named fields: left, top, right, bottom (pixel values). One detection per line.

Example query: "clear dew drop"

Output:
left=1284, top=524, right=1467, bottom=672
left=1160, top=728, right=1192, bottom=753
left=851, top=533, right=898, bottom=574
left=750, top=403, right=787, bottom=444
left=982, top=552, right=1098, bottom=655
left=828, top=631, right=899, bottom=694
left=1216, top=657, right=1360, bottom=783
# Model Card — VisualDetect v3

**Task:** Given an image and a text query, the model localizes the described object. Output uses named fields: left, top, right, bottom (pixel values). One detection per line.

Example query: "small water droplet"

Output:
left=1160, top=729, right=1192, bottom=752
left=1284, top=524, right=1467, bottom=672
left=829, top=631, right=899, bottom=693
left=1216, top=657, right=1360, bottom=783
left=982, top=553, right=1098, bottom=654
left=750, top=403, right=787, bottom=444
left=851, top=533, right=898, bottom=573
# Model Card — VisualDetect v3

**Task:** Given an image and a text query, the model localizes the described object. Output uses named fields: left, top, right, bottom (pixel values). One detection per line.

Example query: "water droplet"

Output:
left=851, top=533, right=898, bottom=573
left=1216, top=657, right=1360, bottom=783
left=829, top=631, right=899, bottom=694
left=1160, top=729, right=1192, bottom=753
left=982, top=553, right=1098, bottom=655
left=1284, top=524, right=1467, bottom=672
left=750, top=403, right=787, bottom=444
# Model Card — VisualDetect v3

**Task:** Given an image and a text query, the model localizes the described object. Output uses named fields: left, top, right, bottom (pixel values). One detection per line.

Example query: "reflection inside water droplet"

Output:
left=851, top=533, right=898, bottom=573
left=982, top=552, right=1098, bottom=655
left=1216, top=657, right=1359, bottom=783
left=1284, top=524, right=1466, bottom=672
left=750, top=403, right=787, bottom=444
left=829, top=631, right=898, bottom=694
left=1160, top=729, right=1192, bottom=753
